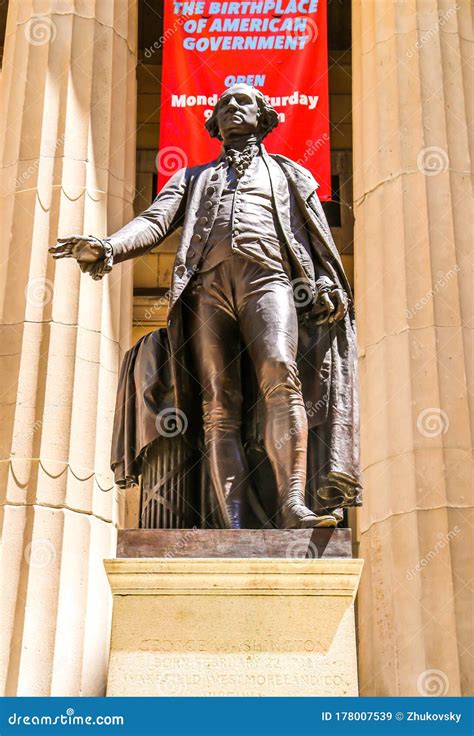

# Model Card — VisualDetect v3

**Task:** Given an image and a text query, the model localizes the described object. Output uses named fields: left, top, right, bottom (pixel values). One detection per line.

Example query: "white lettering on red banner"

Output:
left=158, top=0, right=331, bottom=200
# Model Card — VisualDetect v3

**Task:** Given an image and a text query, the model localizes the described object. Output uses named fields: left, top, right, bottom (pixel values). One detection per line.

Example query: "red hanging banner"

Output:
left=158, top=0, right=331, bottom=200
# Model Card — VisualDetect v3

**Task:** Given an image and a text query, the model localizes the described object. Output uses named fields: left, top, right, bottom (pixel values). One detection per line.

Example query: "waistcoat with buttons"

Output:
left=199, top=153, right=289, bottom=274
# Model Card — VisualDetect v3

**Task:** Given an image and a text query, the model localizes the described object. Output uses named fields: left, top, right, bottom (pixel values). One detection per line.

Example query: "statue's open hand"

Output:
left=49, top=235, right=105, bottom=264
left=315, top=288, right=348, bottom=325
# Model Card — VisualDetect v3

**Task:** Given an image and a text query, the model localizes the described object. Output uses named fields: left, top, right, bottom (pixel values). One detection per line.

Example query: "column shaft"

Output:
left=0, top=0, right=137, bottom=695
left=352, top=0, right=472, bottom=696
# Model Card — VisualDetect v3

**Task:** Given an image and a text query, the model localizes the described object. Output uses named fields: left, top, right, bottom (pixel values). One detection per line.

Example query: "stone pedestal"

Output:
left=104, top=531, right=363, bottom=697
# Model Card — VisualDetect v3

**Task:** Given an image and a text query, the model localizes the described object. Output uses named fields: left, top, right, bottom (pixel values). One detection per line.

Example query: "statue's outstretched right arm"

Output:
left=49, top=167, right=188, bottom=280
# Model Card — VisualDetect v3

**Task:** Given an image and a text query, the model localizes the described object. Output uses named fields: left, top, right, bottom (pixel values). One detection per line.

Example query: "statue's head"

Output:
left=205, top=84, right=279, bottom=143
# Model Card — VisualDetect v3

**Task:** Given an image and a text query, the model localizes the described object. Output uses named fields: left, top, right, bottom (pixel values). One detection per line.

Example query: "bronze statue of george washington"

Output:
left=50, top=84, right=361, bottom=529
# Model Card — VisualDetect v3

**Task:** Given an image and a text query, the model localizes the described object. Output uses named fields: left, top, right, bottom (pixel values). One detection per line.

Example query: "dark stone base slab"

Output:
left=117, top=528, right=352, bottom=559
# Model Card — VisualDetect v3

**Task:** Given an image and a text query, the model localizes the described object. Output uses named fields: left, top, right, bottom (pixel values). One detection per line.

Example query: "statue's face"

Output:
left=215, top=85, right=260, bottom=142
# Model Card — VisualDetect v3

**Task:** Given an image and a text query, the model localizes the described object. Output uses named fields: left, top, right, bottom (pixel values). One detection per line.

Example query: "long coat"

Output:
left=109, top=144, right=362, bottom=514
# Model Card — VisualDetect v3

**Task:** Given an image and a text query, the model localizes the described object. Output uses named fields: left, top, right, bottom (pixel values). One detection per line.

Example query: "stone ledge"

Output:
left=104, top=558, right=363, bottom=597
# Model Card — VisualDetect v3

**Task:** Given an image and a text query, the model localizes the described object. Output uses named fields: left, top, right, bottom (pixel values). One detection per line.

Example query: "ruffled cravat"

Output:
left=224, top=141, right=260, bottom=178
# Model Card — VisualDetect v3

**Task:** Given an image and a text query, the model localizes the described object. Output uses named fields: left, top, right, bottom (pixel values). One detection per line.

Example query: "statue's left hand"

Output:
left=315, top=288, right=348, bottom=325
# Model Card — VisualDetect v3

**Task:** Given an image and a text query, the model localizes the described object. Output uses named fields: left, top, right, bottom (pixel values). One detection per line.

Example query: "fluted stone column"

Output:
left=0, top=1, right=137, bottom=695
left=352, top=0, right=472, bottom=695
